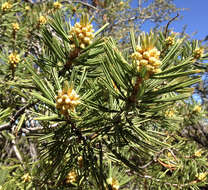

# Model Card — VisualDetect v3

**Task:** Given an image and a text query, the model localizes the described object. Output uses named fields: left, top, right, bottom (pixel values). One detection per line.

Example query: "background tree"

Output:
left=0, top=0, right=208, bottom=190
left=74, top=0, right=182, bottom=47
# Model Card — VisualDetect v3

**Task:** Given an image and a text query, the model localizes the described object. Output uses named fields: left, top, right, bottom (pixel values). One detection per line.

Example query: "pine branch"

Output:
left=62, top=0, right=99, bottom=10
left=0, top=123, right=10, bottom=131
left=11, top=139, right=23, bottom=164
left=164, top=13, right=179, bottom=38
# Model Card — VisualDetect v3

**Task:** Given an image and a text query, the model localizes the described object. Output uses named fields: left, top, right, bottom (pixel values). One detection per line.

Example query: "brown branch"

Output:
left=164, top=13, right=179, bottom=38
left=128, top=76, right=143, bottom=103
left=11, top=139, right=23, bottom=164
left=0, top=123, right=10, bottom=131
left=10, top=101, right=37, bottom=126
left=138, top=148, right=171, bottom=169
left=0, top=101, right=37, bottom=132
left=62, top=0, right=99, bottom=10
left=0, top=121, right=60, bottom=134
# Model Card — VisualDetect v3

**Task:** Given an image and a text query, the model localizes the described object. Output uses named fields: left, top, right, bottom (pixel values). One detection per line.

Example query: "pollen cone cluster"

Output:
left=22, top=173, right=31, bottom=183
left=56, top=87, right=80, bottom=115
left=69, top=14, right=94, bottom=49
left=196, top=172, right=207, bottom=181
left=12, top=23, right=19, bottom=32
left=193, top=47, right=204, bottom=59
left=193, top=105, right=201, bottom=113
left=25, top=6, right=30, bottom=11
left=131, top=32, right=162, bottom=77
left=8, top=52, right=20, bottom=67
left=107, top=177, right=119, bottom=190
left=1, top=2, right=12, bottom=11
left=38, top=16, right=47, bottom=25
left=165, top=36, right=175, bottom=46
left=65, top=171, right=77, bottom=184
left=53, top=1, right=62, bottom=9
left=165, top=109, right=175, bottom=118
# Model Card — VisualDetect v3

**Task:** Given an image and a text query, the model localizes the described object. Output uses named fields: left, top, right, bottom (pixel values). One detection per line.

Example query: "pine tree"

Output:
left=0, top=1, right=208, bottom=190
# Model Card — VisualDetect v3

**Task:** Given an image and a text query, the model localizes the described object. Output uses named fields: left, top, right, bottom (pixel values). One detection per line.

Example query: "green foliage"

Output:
left=0, top=0, right=208, bottom=190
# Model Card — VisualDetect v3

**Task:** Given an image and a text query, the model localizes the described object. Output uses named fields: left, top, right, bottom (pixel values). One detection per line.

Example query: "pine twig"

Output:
left=62, top=0, right=99, bottom=10
left=11, top=139, right=23, bottom=164
left=0, top=101, right=37, bottom=132
left=164, top=13, right=179, bottom=38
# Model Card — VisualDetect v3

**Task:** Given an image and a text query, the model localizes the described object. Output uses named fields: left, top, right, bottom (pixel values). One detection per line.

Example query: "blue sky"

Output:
left=131, top=0, right=208, bottom=40
left=130, top=0, right=207, bottom=103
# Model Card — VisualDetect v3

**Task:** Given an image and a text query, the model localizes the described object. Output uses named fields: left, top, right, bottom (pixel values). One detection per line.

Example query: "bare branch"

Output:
left=0, top=102, right=38, bottom=132
left=12, top=139, right=23, bottom=163
left=164, top=13, right=179, bottom=38
left=62, top=0, right=99, bottom=11
left=0, top=123, right=10, bottom=131
left=10, top=101, right=37, bottom=126
left=139, top=148, right=171, bottom=169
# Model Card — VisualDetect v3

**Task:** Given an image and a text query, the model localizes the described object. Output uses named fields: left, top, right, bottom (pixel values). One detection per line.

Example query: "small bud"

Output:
left=119, top=1, right=124, bottom=6
left=53, top=1, right=62, bottom=9
left=25, top=6, right=30, bottom=11
left=136, top=46, right=143, bottom=53
left=143, top=51, right=150, bottom=59
left=165, top=36, right=175, bottom=46
left=85, top=32, right=92, bottom=37
left=78, top=33, right=84, bottom=39
left=78, top=156, right=83, bottom=168
left=75, top=23, right=81, bottom=28
left=70, top=44, right=76, bottom=49
left=194, top=69, right=202, bottom=73
left=140, top=59, right=148, bottom=66
left=87, top=24, right=93, bottom=29
left=196, top=172, right=207, bottom=181
left=22, top=173, right=31, bottom=183
left=75, top=28, right=81, bottom=34
left=84, top=37, right=90, bottom=44
left=38, top=16, right=47, bottom=25
left=194, top=149, right=203, bottom=157
left=66, top=171, right=77, bottom=184
left=8, top=52, right=20, bottom=65
left=62, top=94, right=68, bottom=100
left=146, top=64, right=154, bottom=71
left=193, top=105, right=201, bottom=113
left=154, top=60, right=162, bottom=66
left=82, top=27, right=87, bottom=33
left=167, top=152, right=172, bottom=157
left=12, top=23, right=19, bottom=31
left=149, top=57, right=157, bottom=64
left=154, top=68, right=162, bottom=73
left=57, top=98, right=63, bottom=104
left=1, top=2, right=12, bottom=11
left=136, top=52, right=143, bottom=60
left=69, top=35, right=73, bottom=40
left=107, top=177, right=119, bottom=190
left=62, top=105, right=66, bottom=111
left=58, top=90, right=62, bottom=96
left=149, top=48, right=159, bottom=57
left=137, top=65, right=141, bottom=72
left=193, top=47, right=204, bottom=59
left=65, top=98, right=71, bottom=104
left=165, top=109, right=175, bottom=118
left=80, top=43, right=85, bottom=49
